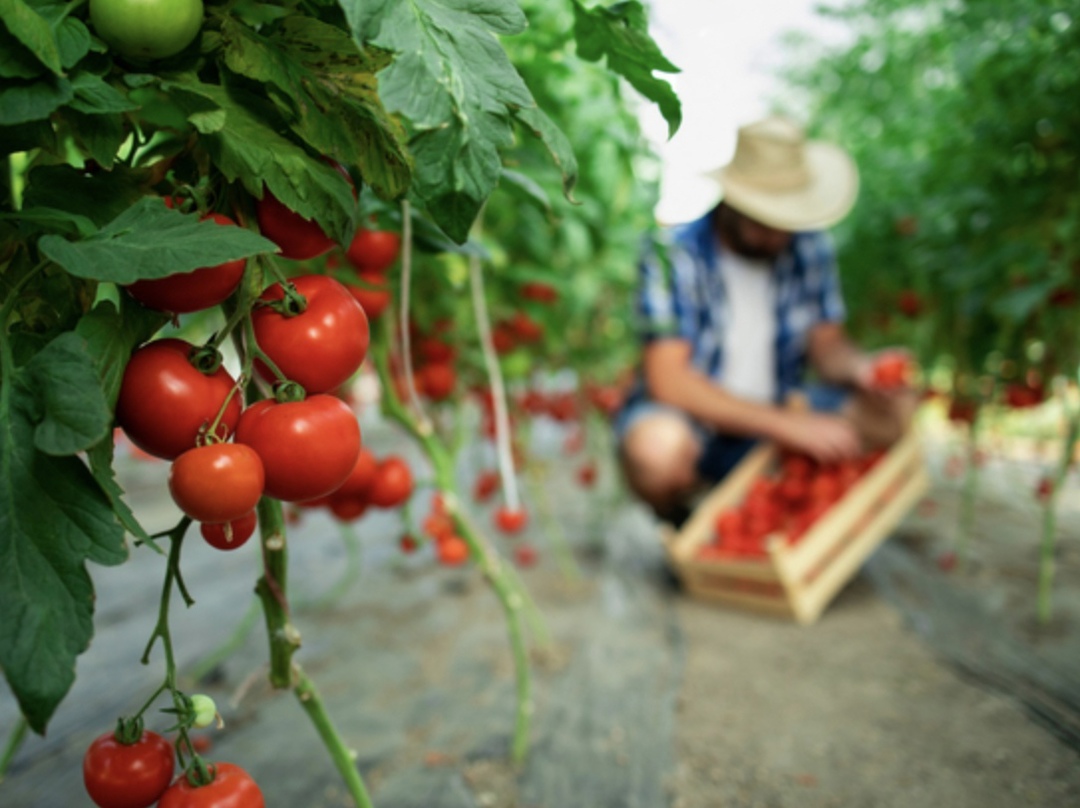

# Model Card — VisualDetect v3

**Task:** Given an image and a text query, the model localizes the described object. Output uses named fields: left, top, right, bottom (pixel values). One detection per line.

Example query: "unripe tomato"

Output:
left=116, top=339, right=242, bottom=460
left=126, top=213, right=246, bottom=314
left=368, top=456, right=413, bottom=508
left=200, top=511, right=258, bottom=551
left=169, top=444, right=265, bottom=523
left=158, top=762, right=265, bottom=808
left=251, top=274, right=369, bottom=395
left=345, top=227, right=401, bottom=274
left=89, top=0, right=204, bottom=61
left=256, top=192, right=335, bottom=261
left=84, top=729, right=174, bottom=808
left=235, top=395, right=361, bottom=502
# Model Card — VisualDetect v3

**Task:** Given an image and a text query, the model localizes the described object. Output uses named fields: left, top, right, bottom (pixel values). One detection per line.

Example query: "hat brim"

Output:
left=705, top=141, right=859, bottom=232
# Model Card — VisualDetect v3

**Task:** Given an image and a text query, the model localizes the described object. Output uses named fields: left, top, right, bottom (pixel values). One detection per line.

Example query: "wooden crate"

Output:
left=664, top=428, right=930, bottom=625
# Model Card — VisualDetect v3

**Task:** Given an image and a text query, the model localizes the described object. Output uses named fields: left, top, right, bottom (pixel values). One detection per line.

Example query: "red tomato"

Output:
left=116, top=339, right=242, bottom=460
left=417, top=362, right=456, bottom=401
left=84, top=729, right=174, bottom=808
left=871, top=354, right=912, bottom=390
left=494, top=506, right=528, bottom=535
left=577, top=462, right=597, bottom=487
left=251, top=275, right=369, bottom=395
left=472, top=469, right=499, bottom=503
left=368, top=457, right=413, bottom=508
left=399, top=534, right=419, bottom=554
left=436, top=535, right=469, bottom=566
left=897, top=290, right=922, bottom=319
left=520, top=282, right=558, bottom=304
left=158, top=762, right=264, bottom=808
left=415, top=337, right=455, bottom=364
left=347, top=272, right=392, bottom=319
left=492, top=324, right=516, bottom=354
left=169, top=444, right=265, bottom=524
left=235, top=395, right=360, bottom=502
left=509, top=311, right=543, bottom=343
left=200, top=511, right=258, bottom=551
left=329, top=448, right=378, bottom=500
left=126, top=214, right=246, bottom=313
left=255, top=192, right=335, bottom=260
left=423, top=512, right=455, bottom=541
left=329, top=497, right=368, bottom=522
left=345, top=227, right=401, bottom=274
left=513, top=543, right=539, bottom=568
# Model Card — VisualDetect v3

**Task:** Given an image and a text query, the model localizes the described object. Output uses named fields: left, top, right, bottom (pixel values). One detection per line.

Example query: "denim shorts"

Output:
left=613, top=383, right=849, bottom=483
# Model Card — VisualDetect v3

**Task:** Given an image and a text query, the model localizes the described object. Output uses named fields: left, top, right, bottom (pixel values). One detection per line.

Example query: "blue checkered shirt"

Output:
left=637, top=209, right=846, bottom=403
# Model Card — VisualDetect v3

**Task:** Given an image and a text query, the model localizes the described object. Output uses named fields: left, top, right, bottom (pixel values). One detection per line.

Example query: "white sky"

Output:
left=638, top=0, right=848, bottom=223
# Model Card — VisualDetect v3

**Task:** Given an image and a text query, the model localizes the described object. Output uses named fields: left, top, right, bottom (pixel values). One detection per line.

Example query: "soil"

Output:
left=2, top=419, right=1079, bottom=807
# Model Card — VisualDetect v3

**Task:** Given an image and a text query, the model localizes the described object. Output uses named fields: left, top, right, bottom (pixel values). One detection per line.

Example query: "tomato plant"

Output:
left=251, top=275, right=369, bottom=395
left=83, top=728, right=174, bottom=808
left=168, top=444, right=265, bottom=524
left=89, top=0, right=204, bottom=61
left=157, top=762, right=264, bottom=808
left=115, top=340, right=243, bottom=460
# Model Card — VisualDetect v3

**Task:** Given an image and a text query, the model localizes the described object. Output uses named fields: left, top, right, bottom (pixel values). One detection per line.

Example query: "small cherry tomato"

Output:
left=252, top=274, right=369, bottom=395
left=417, top=362, right=456, bottom=401
left=436, top=535, right=469, bottom=566
left=513, top=543, right=539, bottom=568
left=494, top=506, right=528, bottom=535
left=200, top=511, right=258, bottom=551
left=126, top=213, right=246, bottom=313
left=367, top=456, right=413, bottom=508
left=116, top=339, right=242, bottom=460
left=84, top=729, right=174, bottom=808
left=345, top=227, right=400, bottom=274
left=158, top=762, right=264, bottom=808
left=235, top=395, right=361, bottom=502
left=169, top=444, right=265, bottom=523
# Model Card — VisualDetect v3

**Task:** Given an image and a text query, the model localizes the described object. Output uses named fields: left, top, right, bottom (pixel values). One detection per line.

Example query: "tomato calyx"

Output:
left=257, top=282, right=308, bottom=318
left=188, top=343, right=225, bottom=376
left=273, top=380, right=308, bottom=404
left=113, top=714, right=147, bottom=745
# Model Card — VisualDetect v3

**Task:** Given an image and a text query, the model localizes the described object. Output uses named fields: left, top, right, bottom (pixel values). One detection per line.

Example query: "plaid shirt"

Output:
left=637, top=209, right=846, bottom=403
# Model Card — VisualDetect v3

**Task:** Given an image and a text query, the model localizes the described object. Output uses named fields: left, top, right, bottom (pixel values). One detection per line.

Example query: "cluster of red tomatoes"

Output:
left=84, top=727, right=262, bottom=808
left=410, top=321, right=458, bottom=402
left=295, top=448, right=414, bottom=522
left=698, top=450, right=885, bottom=560
left=418, top=494, right=471, bottom=566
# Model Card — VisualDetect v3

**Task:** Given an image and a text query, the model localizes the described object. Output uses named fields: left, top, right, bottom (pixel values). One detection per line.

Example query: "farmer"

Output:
left=616, top=116, right=915, bottom=524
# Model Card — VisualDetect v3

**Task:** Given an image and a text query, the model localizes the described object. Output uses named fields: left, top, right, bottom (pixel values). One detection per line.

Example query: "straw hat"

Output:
left=706, top=116, right=859, bottom=231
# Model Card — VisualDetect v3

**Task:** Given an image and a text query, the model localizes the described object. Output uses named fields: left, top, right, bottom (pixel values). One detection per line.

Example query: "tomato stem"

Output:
left=0, top=714, right=28, bottom=784
left=254, top=496, right=299, bottom=688
left=396, top=199, right=433, bottom=432
left=1037, top=396, right=1079, bottom=624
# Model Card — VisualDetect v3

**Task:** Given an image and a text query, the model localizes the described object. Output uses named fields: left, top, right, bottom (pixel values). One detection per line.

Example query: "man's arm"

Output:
left=643, top=338, right=861, bottom=463
left=806, top=322, right=873, bottom=389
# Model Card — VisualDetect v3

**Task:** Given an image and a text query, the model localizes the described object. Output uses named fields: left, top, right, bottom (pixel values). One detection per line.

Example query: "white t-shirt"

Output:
left=717, top=245, right=777, bottom=404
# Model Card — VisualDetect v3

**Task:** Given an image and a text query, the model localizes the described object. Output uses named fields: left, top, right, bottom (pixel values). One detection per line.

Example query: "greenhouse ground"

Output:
left=4, top=415, right=1080, bottom=808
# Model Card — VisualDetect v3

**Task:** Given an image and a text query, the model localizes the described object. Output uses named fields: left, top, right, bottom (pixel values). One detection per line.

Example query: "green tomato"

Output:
left=189, top=694, right=218, bottom=729
left=89, top=0, right=204, bottom=61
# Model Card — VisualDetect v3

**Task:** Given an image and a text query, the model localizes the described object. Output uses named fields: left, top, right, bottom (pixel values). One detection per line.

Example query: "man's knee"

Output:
left=619, top=414, right=701, bottom=507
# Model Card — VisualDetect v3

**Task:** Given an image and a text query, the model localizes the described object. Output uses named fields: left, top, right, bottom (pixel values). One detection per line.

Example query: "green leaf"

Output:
left=86, top=437, right=158, bottom=552
left=20, top=331, right=111, bottom=455
left=166, top=78, right=359, bottom=244
left=0, top=120, right=55, bottom=154
left=512, top=105, right=579, bottom=200
left=499, top=167, right=552, bottom=212
left=341, top=0, right=546, bottom=242
left=64, top=109, right=126, bottom=168
left=572, top=0, right=682, bottom=138
left=0, top=385, right=127, bottom=734
left=22, top=164, right=149, bottom=227
left=991, top=280, right=1056, bottom=323
left=0, top=0, right=62, bottom=75
left=0, top=23, right=44, bottom=79
left=31, top=2, right=90, bottom=69
left=67, top=72, right=139, bottom=115
left=75, top=299, right=167, bottom=409
left=0, top=205, right=97, bottom=238
left=219, top=16, right=411, bottom=201
left=0, top=74, right=73, bottom=125
left=38, top=196, right=279, bottom=283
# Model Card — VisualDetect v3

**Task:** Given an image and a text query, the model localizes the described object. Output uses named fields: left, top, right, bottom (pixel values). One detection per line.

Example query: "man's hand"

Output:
left=854, top=348, right=917, bottom=395
left=770, top=410, right=863, bottom=464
